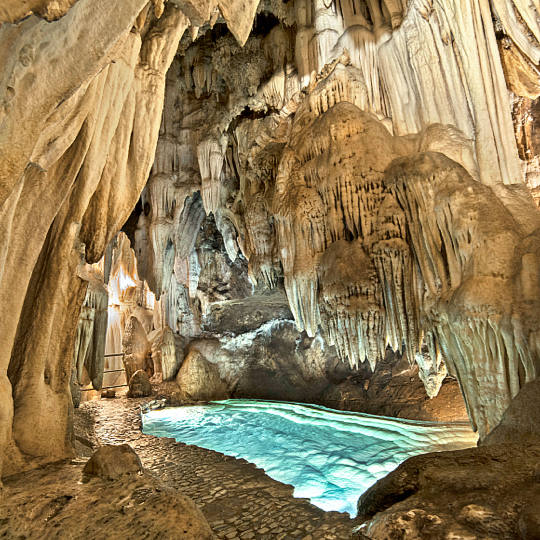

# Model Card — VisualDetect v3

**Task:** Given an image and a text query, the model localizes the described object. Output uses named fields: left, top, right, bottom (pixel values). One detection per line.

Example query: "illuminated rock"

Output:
left=4, top=0, right=540, bottom=491
left=176, top=349, right=229, bottom=401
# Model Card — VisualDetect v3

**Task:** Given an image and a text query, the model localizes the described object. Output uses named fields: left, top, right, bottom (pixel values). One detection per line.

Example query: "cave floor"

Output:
left=2, top=392, right=357, bottom=539
left=83, top=393, right=356, bottom=539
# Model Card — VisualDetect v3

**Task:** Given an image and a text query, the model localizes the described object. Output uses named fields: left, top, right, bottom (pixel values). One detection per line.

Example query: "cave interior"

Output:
left=1, top=0, right=540, bottom=538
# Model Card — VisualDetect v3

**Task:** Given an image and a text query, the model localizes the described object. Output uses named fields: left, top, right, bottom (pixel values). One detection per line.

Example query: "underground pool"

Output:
left=141, top=399, right=478, bottom=516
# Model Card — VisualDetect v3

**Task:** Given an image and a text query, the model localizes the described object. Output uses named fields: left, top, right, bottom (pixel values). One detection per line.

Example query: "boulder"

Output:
left=83, top=444, right=143, bottom=479
left=128, top=369, right=152, bottom=398
left=176, top=349, right=229, bottom=401
left=357, top=444, right=540, bottom=540
left=3, top=446, right=213, bottom=539
left=482, top=376, right=540, bottom=446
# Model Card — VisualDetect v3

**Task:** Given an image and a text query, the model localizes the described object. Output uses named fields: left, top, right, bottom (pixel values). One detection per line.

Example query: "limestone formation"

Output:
left=0, top=0, right=277, bottom=482
left=2, top=444, right=214, bottom=540
left=115, top=1, right=540, bottom=447
left=127, top=369, right=153, bottom=398
left=4, top=0, right=540, bottom=514
left=355, top=444, right=540, bottom=540
left=176, top=348, right=229, bottom=401
left=82, top=443, right=143, bottom=478
left=482, top=376, right=540, bottom=446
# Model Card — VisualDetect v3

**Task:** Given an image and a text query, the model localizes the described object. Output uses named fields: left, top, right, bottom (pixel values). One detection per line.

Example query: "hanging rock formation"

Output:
left=0, top=0, right=263, bottom=483
left=127, top=0, right=540, bottom=444
left=3, top=0, right=540, bottom=494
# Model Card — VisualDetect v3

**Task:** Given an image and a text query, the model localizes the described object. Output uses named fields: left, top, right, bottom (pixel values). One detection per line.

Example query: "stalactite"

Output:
left=197, top=136, right=227, bottom=214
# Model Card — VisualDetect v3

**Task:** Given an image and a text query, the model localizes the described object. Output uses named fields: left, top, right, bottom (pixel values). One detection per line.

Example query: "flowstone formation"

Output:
left=0, top=0, right=259, bottom=483
left=129, top=0, right=540, bottom=443
left=2, top=0, right=540, bottom=501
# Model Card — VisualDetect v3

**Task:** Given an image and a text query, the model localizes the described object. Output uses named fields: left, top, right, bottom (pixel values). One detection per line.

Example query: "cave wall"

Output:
left=151, top=213, right=466, bottom=421
left=0, top=0, right=258, bottom=483
left=3, top=0, right=540, bottom=484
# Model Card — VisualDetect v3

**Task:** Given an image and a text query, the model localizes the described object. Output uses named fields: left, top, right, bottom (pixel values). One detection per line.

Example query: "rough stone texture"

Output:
left=187, top=314, right=467, bottom=422
left=5, top=0, right=540, bottom=505
left=123, top=317, right=151, bottom=383
left=0, top=0, right=79, bottom=23
left=82, top=443, right=143, bottom=478
left=72, top=266, right=109, bottom=392
left=355, top=444, right=540, bottom=540
left=84, top=393, right=355, bottom=539
left=0, top=0, right=273, bottom=482
left=130, top=0, right=540, bottom=453
left=127, top=369, right=153, bottom=398
left=0, top=0, right=189, bottom=480
left=176, top=349, right=229, bottom=401
left=1, top=454, right=214, bottom=539
left=482, top=376, right=540, bottom=446
left=204, top=289, right=294, bottom=335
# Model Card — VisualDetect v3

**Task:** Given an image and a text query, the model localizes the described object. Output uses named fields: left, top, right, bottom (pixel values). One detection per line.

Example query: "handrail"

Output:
left=80, top=383, right=127, bottom=392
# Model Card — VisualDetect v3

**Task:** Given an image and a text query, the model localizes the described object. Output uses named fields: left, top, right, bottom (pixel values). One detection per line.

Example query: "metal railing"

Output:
left=80, top=353, right=127, bottom=392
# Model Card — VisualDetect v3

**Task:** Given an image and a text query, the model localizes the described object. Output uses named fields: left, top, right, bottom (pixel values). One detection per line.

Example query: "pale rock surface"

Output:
left=179, top=286, right=467, bottom=421
left=0, top=0, right=270, bottom=479
left=0, top=0, right=78, bottom=22
left=136, top=41, right=540, bottom=439
left=0, top=0, right=189, bottom=480
left=73, top=265, right=109, bottom=391
left=176, top=348, right=229, bottom=401
left=123, top=316, right=151, bottom=382
left=150, top=325, right=181, bottom=380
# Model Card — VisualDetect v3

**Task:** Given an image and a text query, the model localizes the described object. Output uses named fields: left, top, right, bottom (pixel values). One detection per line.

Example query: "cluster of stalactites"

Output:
left=319, top=239, right=385, bottom=370
left=269, top=92, right=480, bottom=395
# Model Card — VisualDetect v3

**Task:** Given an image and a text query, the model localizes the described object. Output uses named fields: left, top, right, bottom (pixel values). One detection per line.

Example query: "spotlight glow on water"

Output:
left=142, top=400, right=477, bottom=516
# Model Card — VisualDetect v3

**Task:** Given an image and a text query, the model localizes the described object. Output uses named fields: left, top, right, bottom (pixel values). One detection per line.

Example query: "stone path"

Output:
left=79, top=394, right=357, bottom=539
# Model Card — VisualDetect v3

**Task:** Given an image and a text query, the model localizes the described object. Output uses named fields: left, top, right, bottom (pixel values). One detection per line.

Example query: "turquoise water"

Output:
left=142, top=399, right=477, bottom=516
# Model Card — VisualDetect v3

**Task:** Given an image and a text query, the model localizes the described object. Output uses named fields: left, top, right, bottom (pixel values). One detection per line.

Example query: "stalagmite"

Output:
left=73, top=269, right=109, bottom=391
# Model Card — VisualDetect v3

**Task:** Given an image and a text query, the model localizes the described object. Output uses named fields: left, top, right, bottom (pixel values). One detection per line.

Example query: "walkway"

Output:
left=79, top=394, right=357, bottom=540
